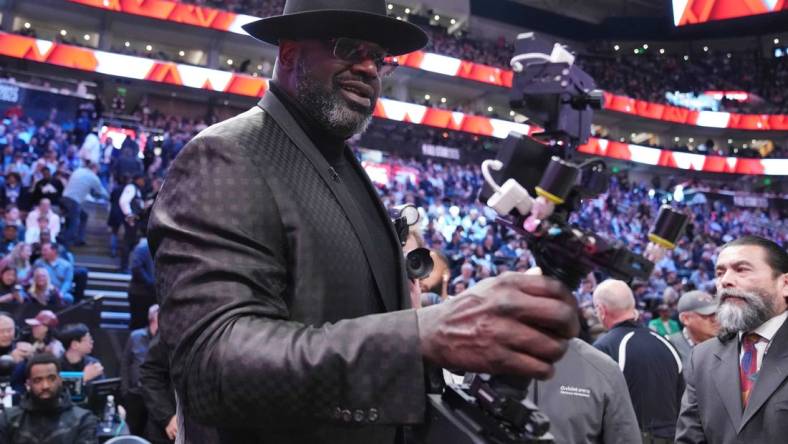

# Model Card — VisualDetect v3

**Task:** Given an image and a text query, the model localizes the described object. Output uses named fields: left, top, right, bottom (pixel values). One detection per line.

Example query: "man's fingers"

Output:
left=499, top=272, right=574, bottom=303
left=492, top=292, right=578, bottom=339
left=494, top=320, right=570, bottom=363
left=488, top=350, right=556, bottom=380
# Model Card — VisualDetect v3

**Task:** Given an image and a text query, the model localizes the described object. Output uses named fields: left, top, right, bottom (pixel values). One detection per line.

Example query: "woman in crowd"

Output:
left=21, top=309, right=64, bottom=357
left=25, top=266, right=63, bottom=306
left=0, top=242, right=33, bottom=285
left=0, top=265, right=24, bottom=304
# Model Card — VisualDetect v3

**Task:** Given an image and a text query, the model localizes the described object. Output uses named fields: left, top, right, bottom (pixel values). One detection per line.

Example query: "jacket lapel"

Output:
left=712, top=337, right=743, bottom=429
left=343, top=152, right=409, bottom=309
left=257, top=93, right=397, bottom=312
left=739, top=319, right=788, bottom=431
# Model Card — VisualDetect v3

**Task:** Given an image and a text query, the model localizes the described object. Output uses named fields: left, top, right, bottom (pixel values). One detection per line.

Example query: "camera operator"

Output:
left=592, top=280, right=684, bottom=443
left=527, top=336, right=640, bottom=444
left=148, top=1, right=579, bottom=442
left=0, top=353, right=98, bottom=444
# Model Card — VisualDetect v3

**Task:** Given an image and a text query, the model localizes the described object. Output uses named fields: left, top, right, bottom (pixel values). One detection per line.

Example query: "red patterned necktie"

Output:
left=740, top=333, right=764, bottom=408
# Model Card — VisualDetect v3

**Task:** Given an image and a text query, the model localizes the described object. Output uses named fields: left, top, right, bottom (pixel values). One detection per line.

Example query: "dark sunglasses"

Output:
left=327, top=38, right=398, bottom=77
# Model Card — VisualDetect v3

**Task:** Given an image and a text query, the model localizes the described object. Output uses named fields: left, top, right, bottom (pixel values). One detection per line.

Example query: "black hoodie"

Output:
left=0, top=390, right=98, bottom=443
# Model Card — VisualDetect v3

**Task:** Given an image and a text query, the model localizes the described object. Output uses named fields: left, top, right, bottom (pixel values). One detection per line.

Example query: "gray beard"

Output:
left=717, top=288, right=776, bottom=337
left=295, top=59, right=373, bottom=139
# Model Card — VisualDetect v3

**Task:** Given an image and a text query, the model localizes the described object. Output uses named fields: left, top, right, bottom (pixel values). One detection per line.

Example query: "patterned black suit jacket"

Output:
left=148, top=92, right=426, bottom=443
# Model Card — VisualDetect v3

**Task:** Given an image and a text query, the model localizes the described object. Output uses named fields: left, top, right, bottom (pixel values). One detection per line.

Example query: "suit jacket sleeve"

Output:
left=148, top=133, right=425, bottom=428
left=675, top=347, right=707, bottom=444
left=139, top=335, right=176, bottom=427
left=120, top=333, right=133, bottom=396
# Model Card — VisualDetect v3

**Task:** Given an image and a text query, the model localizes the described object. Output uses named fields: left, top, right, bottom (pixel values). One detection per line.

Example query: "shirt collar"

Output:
left=682, top=328, right=696, bottom=347
left=739, top=311, right=788, bottom=342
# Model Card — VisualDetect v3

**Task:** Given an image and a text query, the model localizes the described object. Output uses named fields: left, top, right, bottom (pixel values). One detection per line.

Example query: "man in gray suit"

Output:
left=148, top=1, right=579, bottom=443
left=667, top=290, right=719, bottom=367
left=676, top=235, right=788, bottom=443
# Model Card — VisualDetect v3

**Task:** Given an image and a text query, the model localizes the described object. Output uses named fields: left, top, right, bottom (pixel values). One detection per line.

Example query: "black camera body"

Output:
left=390, top=204, right=434, bottom=281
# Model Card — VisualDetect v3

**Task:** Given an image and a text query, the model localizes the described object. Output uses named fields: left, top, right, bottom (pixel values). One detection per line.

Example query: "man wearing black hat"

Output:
left=148, top=1, right=580, bottom=443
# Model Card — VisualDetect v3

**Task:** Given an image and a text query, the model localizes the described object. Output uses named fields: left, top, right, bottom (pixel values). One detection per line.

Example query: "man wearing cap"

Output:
left=148, top=1, right=579, bottom=443
left=666, top=290, right=718, bottom=367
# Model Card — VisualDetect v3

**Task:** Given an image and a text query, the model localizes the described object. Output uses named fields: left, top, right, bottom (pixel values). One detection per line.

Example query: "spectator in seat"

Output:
left=22, top=310, right=64, bottom=358
left=0, top=313, right=32, bottom=364
left=33, top=243, right=73, bottom=304
left=0, top=225, right=19, bottom=255
left=0, top=353, right=98, bottom=444
left=58, top=323, right=103, bottom=383
left=649, top=303, right=681, bottom=337
left=30, top=167, right=64, bottom=208
left=122, top=305, right=159, bottom=437
left=25, top=267, right=63, bottom=306
left=0, top=172, right=30, bottom=210
left=25, top=198, right=60, bottom=240
left=451, top=262, right=476, bottom=289
left=24, top=215, right=50, bottom=245
left=0, top=266, right=24, bottom=304
left=0, top=239, right=33, bottom=286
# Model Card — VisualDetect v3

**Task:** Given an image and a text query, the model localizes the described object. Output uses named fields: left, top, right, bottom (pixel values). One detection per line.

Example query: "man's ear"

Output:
left=780, top=272, right=788, bottom=302
left=277, top=40, right=300, bottom=72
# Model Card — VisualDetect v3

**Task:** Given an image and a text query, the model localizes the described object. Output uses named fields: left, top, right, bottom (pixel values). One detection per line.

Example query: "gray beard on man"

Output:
left=716, top=287, right=776, bottom=337
left=295, top=58, right=374, bottom=139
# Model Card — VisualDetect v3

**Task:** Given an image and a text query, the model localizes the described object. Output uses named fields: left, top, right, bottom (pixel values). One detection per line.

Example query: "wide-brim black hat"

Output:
left=242, top=0, right=429, bottom=56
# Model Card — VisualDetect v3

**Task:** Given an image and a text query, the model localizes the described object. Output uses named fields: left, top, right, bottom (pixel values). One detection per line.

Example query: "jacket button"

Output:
left=368, top=408, right=379, bottom=422
left=341, top=409, right=352, bottom=422
left=353, top=409, right=365, bottom=423
left=332, top=407, right=342, bottom=420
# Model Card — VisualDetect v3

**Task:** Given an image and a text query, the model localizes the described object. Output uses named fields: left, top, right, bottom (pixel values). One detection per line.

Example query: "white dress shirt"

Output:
left=739, top=311, right=788, bottom=372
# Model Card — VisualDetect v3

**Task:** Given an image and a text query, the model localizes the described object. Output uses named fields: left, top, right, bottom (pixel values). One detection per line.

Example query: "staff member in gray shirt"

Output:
left=528, top=338, right=641, bottom=444
left=60, top=161, right=108, bottom=247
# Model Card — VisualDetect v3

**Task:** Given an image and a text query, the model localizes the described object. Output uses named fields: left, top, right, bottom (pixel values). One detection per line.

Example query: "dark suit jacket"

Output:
left=148, top=92, right=425, bottom=444
left=676, top=317, right=788, bottom=443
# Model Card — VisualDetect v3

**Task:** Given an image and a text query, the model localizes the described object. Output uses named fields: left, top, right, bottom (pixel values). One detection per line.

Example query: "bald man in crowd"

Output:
left=592, top=280, right=685, bottom=444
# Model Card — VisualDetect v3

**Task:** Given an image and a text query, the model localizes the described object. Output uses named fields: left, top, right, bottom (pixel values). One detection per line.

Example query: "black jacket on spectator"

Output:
left=59, top=355, right=100, bottom=374
left=30, top=178, right=64, bottom=208
left=0, top=185, right=31, bottom=212
left=0, top=390, right=98, bottom=444
left=140, top=335, right=175, bottom=443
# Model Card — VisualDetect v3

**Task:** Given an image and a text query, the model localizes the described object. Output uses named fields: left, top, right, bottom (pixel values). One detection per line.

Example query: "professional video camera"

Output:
left=417, top=33, right=688, bottom=444
left=390, top=204, right=435, bottom=280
